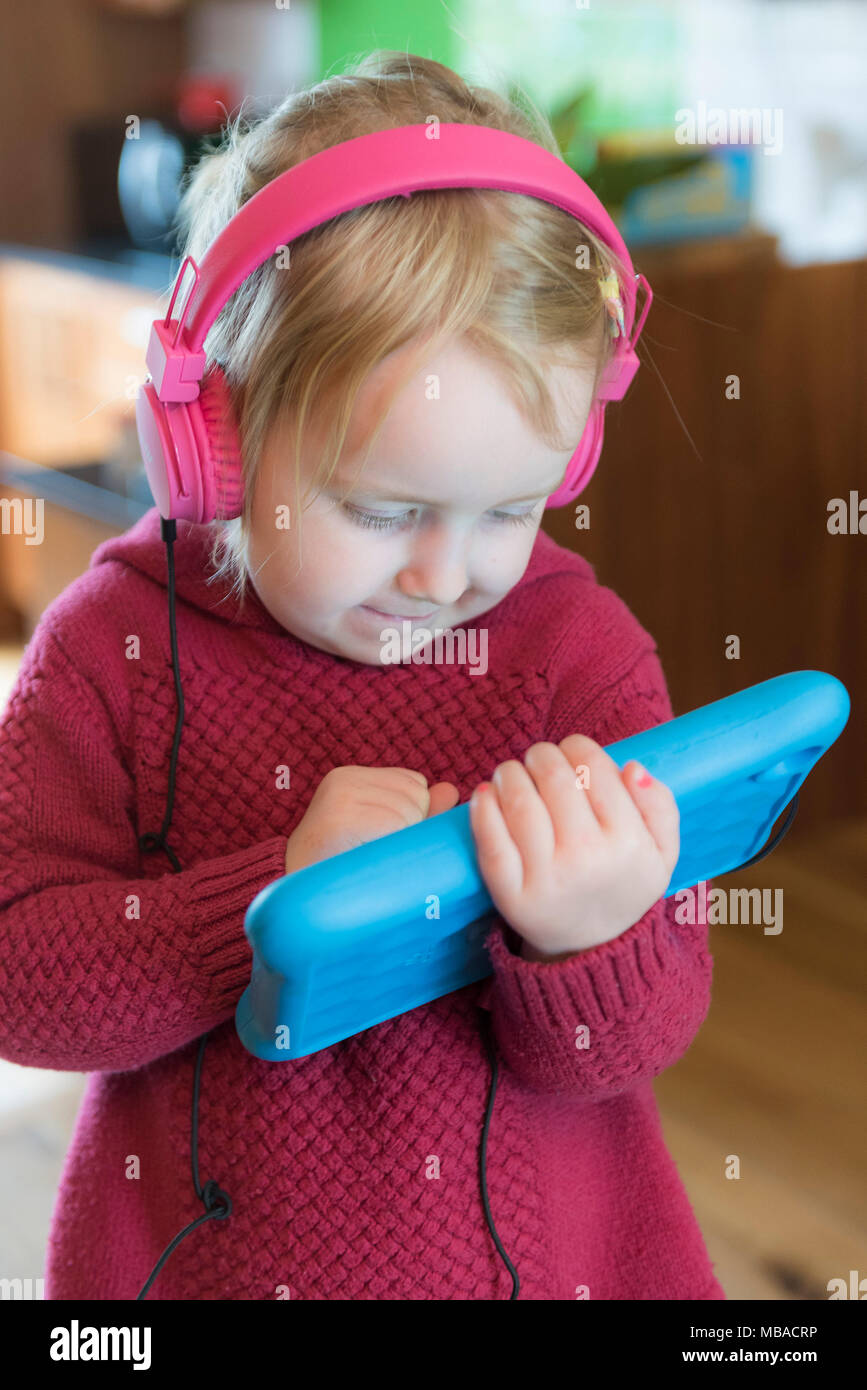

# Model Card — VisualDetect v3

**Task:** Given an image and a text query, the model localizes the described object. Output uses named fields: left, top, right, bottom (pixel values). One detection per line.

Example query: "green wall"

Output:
left=318, top=0, right=456, bottom=81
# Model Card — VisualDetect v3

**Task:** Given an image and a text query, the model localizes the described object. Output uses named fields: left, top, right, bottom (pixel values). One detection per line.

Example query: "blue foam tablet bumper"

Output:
left=236, top=670, right=849, bottom=1060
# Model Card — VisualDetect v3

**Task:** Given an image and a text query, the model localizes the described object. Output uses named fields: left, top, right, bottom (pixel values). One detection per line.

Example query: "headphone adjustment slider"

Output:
left=145, top=318, right=206, bottom=403
left=146, top=255, right=206, bottom=402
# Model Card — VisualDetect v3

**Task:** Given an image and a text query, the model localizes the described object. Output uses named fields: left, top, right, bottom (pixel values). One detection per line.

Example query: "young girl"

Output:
left=0, top=52, right=724, bottom=1301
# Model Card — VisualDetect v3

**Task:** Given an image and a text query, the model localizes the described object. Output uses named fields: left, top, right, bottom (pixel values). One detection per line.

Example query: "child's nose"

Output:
left=397, top=545, right=468, bottom=610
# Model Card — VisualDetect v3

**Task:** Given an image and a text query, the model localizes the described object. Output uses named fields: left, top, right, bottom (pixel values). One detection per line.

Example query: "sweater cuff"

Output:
left=187, top=836, right=288, bottom=1009
left=483, top=898, right=670, bottom=1028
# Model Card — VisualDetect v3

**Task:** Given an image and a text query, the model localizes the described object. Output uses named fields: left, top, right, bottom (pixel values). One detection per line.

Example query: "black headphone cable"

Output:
left=135, top=519, right=230, bottom=1300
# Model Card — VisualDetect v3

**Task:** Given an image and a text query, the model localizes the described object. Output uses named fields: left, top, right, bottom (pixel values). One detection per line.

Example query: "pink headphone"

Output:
left=136, top=123, right=652, bottom=521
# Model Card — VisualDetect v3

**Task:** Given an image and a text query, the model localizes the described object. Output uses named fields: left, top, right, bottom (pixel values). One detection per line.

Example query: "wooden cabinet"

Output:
left=0, top=254, right=161, bottom=466
left=0, top=252, right=163, bottom=639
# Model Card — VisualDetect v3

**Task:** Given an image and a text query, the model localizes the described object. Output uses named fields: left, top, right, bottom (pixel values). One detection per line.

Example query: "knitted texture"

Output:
left=0, top=508, right=724, bottom=1301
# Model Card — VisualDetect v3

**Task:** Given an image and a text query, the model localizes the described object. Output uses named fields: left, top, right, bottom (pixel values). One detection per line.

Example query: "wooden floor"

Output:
left=655, top=815, right=867, bottom=1300
left=0, top=644, right=864, bottom=1299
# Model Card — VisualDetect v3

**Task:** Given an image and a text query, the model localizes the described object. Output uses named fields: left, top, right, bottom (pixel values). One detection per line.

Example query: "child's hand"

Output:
left=468, top=735, right=680, bottom=961
left=284, top=765, right=460, bottom=875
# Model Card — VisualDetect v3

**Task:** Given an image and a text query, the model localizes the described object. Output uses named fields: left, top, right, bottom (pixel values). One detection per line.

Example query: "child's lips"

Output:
left=361, top=605, right=438, bottom=621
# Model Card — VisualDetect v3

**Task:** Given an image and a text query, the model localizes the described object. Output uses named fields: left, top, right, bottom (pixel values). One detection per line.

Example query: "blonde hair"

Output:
left=171, top=51, right=626, bottom=609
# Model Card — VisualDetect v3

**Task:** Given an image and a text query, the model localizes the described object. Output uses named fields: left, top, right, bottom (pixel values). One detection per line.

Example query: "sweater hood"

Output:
left=89, top=505, right=596, bottom=635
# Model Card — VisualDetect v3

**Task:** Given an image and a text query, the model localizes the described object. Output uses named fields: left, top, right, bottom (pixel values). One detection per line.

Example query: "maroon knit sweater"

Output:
left=0, top=508, right=724, bottom=1301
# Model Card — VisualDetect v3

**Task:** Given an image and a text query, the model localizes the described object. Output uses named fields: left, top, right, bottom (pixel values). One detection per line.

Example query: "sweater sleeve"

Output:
left=477, top=644, right=714, bottom=1097
left=0, top=625, right=288, bottom=1073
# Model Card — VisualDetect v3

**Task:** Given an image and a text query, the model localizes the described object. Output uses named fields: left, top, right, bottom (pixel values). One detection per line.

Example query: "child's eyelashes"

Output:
left=340, top=504, right=406, bottom=531
left=340, top=503, right=540, bottom=533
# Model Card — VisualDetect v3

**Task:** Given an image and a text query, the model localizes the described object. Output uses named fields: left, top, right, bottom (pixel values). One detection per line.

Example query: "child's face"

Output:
left=247, top=337, right=598, bottom=665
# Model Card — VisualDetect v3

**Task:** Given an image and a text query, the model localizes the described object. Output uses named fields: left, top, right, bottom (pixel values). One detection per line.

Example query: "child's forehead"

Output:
left=358, top=339, right=597, bottom=433
left=266, top=337, right=597, bottom=500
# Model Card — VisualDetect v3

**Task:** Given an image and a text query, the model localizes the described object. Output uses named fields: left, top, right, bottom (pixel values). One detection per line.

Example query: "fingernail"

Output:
left=635, top=764, right=653, bottom=788
left=472, top=782, right=491, bottom=799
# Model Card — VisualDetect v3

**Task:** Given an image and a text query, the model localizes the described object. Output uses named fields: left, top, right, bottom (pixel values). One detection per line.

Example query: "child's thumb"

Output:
left=426, top=782, right=461, bottom=817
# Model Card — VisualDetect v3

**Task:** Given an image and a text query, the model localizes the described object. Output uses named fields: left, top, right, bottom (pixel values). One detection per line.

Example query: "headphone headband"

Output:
left=148, top=123, right=650, bottom=399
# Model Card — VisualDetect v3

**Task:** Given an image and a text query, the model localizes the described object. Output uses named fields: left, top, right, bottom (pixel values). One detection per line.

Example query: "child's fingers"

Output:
left=558, top=733, right=647, bottom=839
left=623, top=762, right=680, bottom=875
left=521, top=741, right=598, bottom=853
left=468, top=779, right=526, bottom=901
left=488, top=759, right=556, bottom=875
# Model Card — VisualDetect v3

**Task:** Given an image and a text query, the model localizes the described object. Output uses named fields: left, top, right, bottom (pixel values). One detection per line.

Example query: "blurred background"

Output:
left=0, top=0, right=864, bottom=1302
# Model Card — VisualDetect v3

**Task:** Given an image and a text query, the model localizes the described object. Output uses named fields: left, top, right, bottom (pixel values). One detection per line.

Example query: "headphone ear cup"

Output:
left=136, top=381, right=185, bottom=521
left=545, top=400, right=606, bottom=508
left=136, top=365, right=245, bottom=523
left=189, top=366, right=245, bottom=522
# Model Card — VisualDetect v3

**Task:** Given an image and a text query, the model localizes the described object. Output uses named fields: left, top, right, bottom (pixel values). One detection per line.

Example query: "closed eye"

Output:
left=341, top=504, right=541, bottom=532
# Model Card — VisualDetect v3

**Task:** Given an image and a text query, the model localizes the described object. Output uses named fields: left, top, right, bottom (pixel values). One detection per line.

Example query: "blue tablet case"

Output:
left=235, top=670, right=849, bottom=1061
